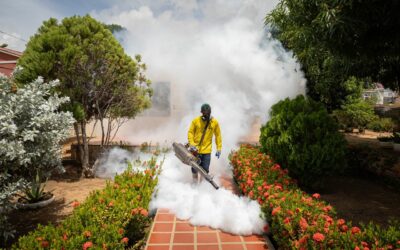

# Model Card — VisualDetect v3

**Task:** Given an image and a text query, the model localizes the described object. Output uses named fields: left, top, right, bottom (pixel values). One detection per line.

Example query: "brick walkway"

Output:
left=144, top=177, right=273, bottom=250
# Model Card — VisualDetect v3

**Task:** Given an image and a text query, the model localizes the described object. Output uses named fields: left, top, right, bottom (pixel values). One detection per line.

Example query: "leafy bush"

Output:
left=259, top=95, right=347, bottom=187
left=13, top=158, right=162, bottom=250
left=230, top=145, right=400, bottom=249
left=367, top=118, right=395, bottom=132
left=0, top=74, right=74, bottom=243
left=333, top=99, right=377, bottom=133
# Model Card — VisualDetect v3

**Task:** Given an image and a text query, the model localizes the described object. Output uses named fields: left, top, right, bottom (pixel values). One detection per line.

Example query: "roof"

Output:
left=0, top=47, right=23, bottom=57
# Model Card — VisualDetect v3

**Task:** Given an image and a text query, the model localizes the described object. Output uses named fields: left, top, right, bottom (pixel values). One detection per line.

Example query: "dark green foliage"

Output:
left=266, top=0, right=400, bottom=110
left=124, top=214, right=151, bottom=249
left=259, top=95, right=347, bottom=187
left=333, top=100, right=377, bottom=133
left=367, top=118, right=395, bottom=132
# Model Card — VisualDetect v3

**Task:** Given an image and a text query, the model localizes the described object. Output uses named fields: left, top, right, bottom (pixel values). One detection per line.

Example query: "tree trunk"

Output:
left=73, top=122, right=85, bottom=173
left=80, top=120, right=92, bottom=178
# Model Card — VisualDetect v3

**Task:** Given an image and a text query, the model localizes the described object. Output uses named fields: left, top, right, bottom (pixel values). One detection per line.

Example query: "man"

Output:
left=188, top=103, right=222, bottom=183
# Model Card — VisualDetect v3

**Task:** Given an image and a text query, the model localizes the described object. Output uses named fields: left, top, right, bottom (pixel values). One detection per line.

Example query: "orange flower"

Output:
left=341, top=225, right=348, bottom=232
left=323, top=205, right=332, bottom=212
left=272, top=206, right=281, bottom=216
left=83, top=231, right=92, bottom=238
left=62, top=233, right=68, bottom=241
left=337, top=218, right=346, bottom=226
left=83, top=241, right=93, bottom=250
left=299, top=217, right=308, bottom=231
left=72, top=201, right=80, bottom=208
left=312, top=193, right=321, bottom=199
left=121, top=237, right=129, bottom=244
left=118, top=228, right=124, bottom=235
left=140, top=208, right=149, bottom=216
left=312, top=233, right=325, bottom=242
left=283, top=217, right=290, bottom=224
left=108, top=201, right=114, bottom=207
left=351, top=226, right=361, bottom=234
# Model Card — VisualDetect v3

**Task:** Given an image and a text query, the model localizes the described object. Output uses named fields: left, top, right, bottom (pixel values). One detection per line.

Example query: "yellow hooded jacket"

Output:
left=188, top=116, right=222, bottom=154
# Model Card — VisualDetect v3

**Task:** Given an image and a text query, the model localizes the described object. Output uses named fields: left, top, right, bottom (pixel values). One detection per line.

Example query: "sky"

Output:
left=1, top=0, right=306, bottom=234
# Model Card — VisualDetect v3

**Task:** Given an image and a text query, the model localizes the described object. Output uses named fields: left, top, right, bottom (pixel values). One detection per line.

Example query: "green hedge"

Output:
left=13, top=160, right=160, bottom=250
left=260, top=95, right=347, bottom=187
left=231, top=145, right=400, bottom=249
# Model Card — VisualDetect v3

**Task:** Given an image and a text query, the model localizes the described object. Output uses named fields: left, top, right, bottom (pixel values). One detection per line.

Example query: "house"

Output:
left=0, top=47, right=22, bottom=76
left=362, top=83, right=397, bottom=104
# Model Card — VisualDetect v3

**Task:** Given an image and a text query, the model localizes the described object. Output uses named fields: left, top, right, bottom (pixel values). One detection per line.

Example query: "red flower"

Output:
left=337, top=219, right=346, bottom=226
left=121, top=237, right=129, bottom=244
left=72, top=201, right=80, bottom=208
left=299, top=217, right=308, bottom=231
left=299, top=235, right=309, bottom=245
left=312, top=233, right=325, bottom=242
left=341, top=225, right=348, bottom=232
left=283, top=217, right=290, bottom=224
left=323, top=205, right=332, bottom=212
left=355, top=247, right=360, bottom=250
left=140, top=208, right=149, bottom=216
left=351, top=226, right=361, bottom=234
left=62, top=233, right=68, bottom=241
left=312, top=193, right=321, bottom=199
left=263, top=224, right=269, bottom=233
left=41, top=240, right=49, bottom=248
left=83, top=241, right=93, bottom=250
left=249, top=191, right=254, bottom=198
left=118, top=228, right=124, bottom=235
left=272, top=206, right=281, bottom=216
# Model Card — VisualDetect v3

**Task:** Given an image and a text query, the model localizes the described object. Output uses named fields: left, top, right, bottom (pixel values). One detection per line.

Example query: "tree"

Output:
left=0, top=73, right=74, bottom=243
left=16, top=15, right=152, bottom=177
left=266, top=0, right=400, bottom=110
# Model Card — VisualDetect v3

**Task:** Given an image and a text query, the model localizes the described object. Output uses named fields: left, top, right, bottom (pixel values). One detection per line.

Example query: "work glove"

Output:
left=215, top=151, right=221, bottom=159
left=189, top=145, right=198, bottom=152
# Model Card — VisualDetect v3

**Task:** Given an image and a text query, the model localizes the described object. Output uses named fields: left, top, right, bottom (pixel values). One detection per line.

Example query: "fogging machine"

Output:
left=172, top=142, right=219, bottom=189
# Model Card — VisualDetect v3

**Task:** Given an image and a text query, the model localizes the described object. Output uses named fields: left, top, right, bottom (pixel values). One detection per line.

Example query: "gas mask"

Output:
left=201, top=110, right=211, bottom=121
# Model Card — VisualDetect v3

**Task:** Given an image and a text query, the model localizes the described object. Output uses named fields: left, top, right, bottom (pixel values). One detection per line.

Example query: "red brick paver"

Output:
left=144, top=176, right=273, bottom=250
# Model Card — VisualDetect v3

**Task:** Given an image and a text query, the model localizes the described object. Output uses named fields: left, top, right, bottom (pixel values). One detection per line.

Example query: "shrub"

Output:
left=230, top=145, right=400, bottom=249
left=259, top=95, right=347, bottom=187
left=0, top=74, right=74, bottom=243
left=333, top=99, right=377, bottom=132
left=13, top=158, right=162, bottom=250
left=367, top=118, right=395, bottom=132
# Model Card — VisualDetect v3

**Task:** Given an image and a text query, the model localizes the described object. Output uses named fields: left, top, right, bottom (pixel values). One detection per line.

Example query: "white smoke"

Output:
left=92, top=0, right=305, bottom=235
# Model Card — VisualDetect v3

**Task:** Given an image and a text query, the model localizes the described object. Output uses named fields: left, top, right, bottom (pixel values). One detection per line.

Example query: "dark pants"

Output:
left=191, top=153, right=211, bottom=174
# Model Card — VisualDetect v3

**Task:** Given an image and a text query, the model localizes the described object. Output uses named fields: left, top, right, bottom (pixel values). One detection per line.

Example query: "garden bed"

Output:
left=7, top=158, right=160, bottom=249
left=230, top=144, right=400, bottom=249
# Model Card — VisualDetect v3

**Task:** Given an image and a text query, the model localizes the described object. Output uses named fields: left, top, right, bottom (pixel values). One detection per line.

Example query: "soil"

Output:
left=5, top=164, right=107, bottom=248
left=319, top=175, right=400, bottom=227
left=319, top=130, right=400, bottom=227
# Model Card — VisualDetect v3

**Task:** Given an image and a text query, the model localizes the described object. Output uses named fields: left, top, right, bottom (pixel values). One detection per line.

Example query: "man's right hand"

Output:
left=189, top=145, right=198, bottom=152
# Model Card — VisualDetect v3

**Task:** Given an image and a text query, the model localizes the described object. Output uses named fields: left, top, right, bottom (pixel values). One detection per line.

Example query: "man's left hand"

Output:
left=215, top=151, right=221, bottom=159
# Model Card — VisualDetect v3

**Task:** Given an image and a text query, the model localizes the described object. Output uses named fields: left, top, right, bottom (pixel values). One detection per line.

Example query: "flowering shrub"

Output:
left=231, top=144, right=400, bottom=249
left=13, top=159, right=162, bottom=250
left=0, top=74, right=74, bottom=243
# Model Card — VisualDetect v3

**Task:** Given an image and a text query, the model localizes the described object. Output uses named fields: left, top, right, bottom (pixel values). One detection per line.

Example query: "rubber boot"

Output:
left=192, top=173, right=198, bottom=184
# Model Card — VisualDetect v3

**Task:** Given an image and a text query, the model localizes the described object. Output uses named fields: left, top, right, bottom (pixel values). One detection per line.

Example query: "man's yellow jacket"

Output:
left=188, top=116, right=222, bottom=154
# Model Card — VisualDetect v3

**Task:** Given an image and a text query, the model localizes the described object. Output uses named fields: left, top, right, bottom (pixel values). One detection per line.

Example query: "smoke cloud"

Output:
left=93, top=0, right=305, bottom=235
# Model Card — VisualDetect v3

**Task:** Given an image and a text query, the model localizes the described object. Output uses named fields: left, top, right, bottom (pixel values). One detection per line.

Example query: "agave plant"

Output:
left=19, top=171, right=51, bottom=203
